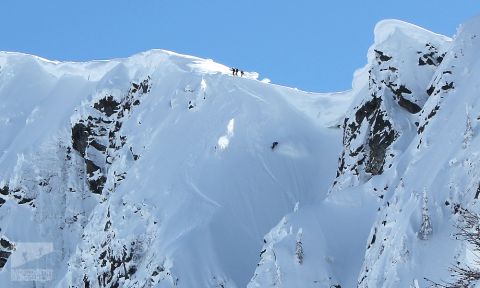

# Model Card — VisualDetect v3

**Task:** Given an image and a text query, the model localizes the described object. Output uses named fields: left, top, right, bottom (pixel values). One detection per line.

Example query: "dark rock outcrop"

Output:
left=366, top=110, right=396, bottom=175
left=71, top=77, right=151, bottom=195
left=93, top=95, right=121, bottom=117
left=417, top=43, right=446, bottom=67
left=0, top=238, right=14, bottom=269
left=72, top=122, right=89, bottom=157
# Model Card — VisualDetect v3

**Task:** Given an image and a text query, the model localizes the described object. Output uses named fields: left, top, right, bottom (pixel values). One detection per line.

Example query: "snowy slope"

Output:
left=249, top=17, right=480, bottom=288
left=0, top=49, right=352, bottom=287
left=2, top=16, right=480, bottom=288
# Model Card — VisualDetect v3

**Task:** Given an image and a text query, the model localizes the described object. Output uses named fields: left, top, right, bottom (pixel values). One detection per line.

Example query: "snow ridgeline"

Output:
left=1, top=16, right=480, bottom=288
left=0, top=48, right=351, bottom=287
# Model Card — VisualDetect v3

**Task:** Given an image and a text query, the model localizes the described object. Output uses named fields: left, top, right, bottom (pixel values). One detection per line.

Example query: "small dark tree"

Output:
left=427, top=208, right=480, bottom=287
left=463, top=113, right=473, bottom=149
left=295, top=228, right=304, bottom=265
left=418, top=188, right=433, bottom=240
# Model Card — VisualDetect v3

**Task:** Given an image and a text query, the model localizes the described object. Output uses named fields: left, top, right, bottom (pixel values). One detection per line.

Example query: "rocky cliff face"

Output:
left=356, top=18, right=480, bottom=288
left=332, top=20, right=450, bottom=193
left=71, top=78, right=150, bottom=195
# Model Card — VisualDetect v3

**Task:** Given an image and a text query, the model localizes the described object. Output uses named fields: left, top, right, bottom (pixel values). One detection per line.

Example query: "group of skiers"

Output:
left=231, top=67, right=244, bottom=77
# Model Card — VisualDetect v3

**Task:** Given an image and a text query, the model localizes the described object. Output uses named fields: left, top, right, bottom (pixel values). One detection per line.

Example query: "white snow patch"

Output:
left=217, top=118, right=235, bottom=150
left=261, top=78, right=271, bottom=83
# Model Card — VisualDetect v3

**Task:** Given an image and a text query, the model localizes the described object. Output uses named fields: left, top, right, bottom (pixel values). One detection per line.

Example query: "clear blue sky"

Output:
left=1, top=1, right=478, bottom=92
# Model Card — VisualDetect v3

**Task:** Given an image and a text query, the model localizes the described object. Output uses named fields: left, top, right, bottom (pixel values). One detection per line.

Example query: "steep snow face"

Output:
left=0, top=50, right=351, bottom=287
left=357, top=17, right=480, bottom=288
left=332, top=19, right=451, bottom=192
left=248, top=17, right=480, bottom=288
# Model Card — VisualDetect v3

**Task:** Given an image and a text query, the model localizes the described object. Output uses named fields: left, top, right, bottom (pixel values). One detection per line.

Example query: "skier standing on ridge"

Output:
left=230, top=68, right=243, bottom=77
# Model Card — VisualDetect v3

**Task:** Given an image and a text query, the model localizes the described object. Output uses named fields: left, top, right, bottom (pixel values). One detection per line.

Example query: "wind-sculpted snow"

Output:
left=0, top=49, right=351, bottom=287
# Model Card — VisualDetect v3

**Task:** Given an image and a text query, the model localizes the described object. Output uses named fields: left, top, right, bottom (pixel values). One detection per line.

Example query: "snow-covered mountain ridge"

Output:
left=0, top=17, right=479, bottom=288
left=0, top=45, right=351, bottom=288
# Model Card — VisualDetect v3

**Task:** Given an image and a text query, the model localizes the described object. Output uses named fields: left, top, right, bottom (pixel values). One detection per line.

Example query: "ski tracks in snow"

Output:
left=234, top=84, right=269, bottom=105
left=186, top=176, right=222, bottom=208
left=257, top=152, right=278, bottom=183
